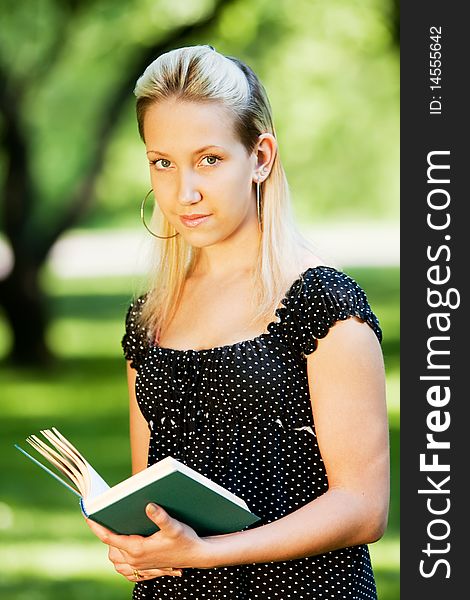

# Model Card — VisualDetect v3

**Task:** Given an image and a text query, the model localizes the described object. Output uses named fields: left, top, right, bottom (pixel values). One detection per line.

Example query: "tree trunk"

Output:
left=0, top=260, right=53, bottom=366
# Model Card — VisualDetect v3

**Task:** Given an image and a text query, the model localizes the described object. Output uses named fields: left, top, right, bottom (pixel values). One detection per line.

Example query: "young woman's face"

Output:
left=143, top=99, right=258, bottom=247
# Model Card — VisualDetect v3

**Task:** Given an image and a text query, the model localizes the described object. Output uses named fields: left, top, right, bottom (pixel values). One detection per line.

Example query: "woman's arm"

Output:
left=87, top=316, right=390, bottom=573
left=127, top=362, right=150, bottom=475
left=200, top=316, right=390, bottom=567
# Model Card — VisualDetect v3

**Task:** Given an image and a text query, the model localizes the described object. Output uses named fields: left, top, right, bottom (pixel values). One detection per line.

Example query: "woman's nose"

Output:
left=178, top=173, right=202, bottom=205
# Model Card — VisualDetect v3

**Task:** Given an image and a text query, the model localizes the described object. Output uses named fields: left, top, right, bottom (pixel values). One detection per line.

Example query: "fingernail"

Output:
left=146, top=502, right=158, bottom=514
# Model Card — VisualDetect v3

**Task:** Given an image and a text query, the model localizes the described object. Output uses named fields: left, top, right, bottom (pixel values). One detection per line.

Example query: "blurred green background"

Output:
left=0, top=0, right=399, bottom=598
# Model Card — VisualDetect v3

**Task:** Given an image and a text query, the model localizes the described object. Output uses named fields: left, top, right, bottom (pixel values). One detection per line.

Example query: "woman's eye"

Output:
left=155, top=159, right=171, bottom=169
left=202, top=155, right=222, bottom=166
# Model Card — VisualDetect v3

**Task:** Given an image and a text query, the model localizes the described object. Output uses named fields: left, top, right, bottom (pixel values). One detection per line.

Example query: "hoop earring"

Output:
left=140, top=189, right=179, bottom=239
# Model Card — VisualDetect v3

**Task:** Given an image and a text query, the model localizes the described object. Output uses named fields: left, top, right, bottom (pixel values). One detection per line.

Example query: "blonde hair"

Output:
left=134, top=45, right=318, bottom=340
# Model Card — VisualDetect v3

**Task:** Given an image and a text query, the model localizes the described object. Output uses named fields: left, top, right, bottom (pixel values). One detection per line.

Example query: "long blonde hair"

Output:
left=134, top=45, right=318, bottom=339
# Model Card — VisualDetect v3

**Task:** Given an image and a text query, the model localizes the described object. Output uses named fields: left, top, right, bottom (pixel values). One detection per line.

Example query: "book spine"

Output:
left=79, top=497, right=89, bottom=518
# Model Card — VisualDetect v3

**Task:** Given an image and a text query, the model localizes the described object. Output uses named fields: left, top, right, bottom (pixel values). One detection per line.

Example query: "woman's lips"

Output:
left=179, top=214, right=212, bottom=228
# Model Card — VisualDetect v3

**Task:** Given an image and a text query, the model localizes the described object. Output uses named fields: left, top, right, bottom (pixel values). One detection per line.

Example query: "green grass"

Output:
left=0, top=266, right=399, bottom=599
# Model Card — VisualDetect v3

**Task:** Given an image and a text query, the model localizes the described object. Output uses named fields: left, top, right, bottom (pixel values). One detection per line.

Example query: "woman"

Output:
left=86, top=44, right=389, bottom=599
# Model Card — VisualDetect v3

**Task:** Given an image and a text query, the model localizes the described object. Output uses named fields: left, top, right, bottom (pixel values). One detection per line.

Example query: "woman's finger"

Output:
left=108, top=545, right=126, bottom=563
left=85, top=517, right=129, bottom=549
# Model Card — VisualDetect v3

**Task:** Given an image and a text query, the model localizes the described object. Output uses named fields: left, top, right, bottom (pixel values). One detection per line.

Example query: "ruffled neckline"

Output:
left=152, top=265, right=338, bottom=355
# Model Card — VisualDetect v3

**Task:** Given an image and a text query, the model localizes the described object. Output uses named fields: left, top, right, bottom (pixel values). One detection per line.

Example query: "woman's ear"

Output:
left=253, top=133, right=277, bottom=182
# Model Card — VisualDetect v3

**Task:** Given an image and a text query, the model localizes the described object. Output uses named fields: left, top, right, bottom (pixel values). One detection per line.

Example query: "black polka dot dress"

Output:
left=122, top=266, right=383, bottom=600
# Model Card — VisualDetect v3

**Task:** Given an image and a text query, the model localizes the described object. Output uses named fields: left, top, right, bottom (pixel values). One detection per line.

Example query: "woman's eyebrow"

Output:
left=146, top=145, right=225, bottom=157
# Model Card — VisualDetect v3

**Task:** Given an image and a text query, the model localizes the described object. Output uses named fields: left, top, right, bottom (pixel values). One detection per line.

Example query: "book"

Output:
left=15, top=427, right=260, bottom=536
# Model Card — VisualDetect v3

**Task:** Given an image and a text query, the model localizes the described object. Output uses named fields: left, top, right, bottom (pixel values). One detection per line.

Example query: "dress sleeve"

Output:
left=121, top=295, right=150, bottom=370
left=292, top=267, right=383, bottom=356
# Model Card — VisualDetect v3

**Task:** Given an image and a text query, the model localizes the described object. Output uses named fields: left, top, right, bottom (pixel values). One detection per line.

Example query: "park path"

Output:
left=0, top=221, right=399, bottom=279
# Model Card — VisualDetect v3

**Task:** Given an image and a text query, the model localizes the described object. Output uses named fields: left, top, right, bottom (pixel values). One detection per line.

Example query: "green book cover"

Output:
left=82, top=466, right=260, bottom=536
left=16, top=428, right=260, bottom=537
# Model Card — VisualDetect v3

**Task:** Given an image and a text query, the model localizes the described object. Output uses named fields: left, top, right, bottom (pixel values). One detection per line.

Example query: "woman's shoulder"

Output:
left=298, top=251, right=334, bottom=272
left=283, top=254, right=383, bottom=354
left=299, top=264, right=371, bottom=306
left=125, top=294, right=148, bottom=321
left=296, top=252, right=345, bottom=290
left=122, top=293, right=150, bottom=369
left=297, top=250, right=361, bottom=287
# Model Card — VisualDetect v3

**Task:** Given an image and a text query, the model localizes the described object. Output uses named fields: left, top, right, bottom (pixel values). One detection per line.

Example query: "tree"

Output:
left=0, top=0, right=232, bottom=365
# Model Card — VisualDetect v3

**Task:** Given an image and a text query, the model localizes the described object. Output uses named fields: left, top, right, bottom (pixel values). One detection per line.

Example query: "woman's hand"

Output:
left=85, top=502, right=210, bottom=582
left=106, top=544, right=183, bottom=582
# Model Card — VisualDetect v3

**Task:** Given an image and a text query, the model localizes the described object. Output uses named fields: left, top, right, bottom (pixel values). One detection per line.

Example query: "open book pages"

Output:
left=84, top=456, right=250, bottom=515
left=24, top=428, right=109, bottom=501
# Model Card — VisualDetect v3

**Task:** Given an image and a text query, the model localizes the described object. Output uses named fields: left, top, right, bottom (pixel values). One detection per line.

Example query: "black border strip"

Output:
left=401, top=3, right=466, bottom=596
